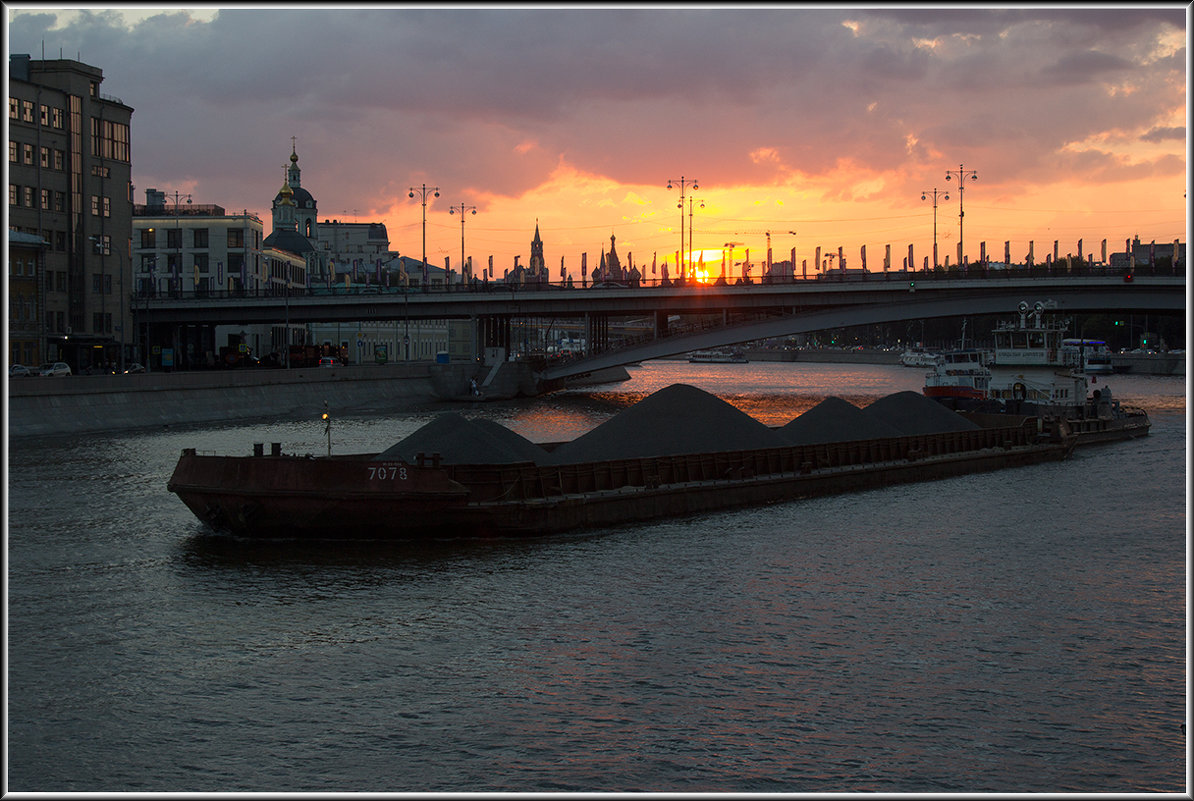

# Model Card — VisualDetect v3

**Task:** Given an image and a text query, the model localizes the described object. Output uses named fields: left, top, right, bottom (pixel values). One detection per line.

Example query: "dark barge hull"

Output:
left=169, top=420, right=1074, bottom=540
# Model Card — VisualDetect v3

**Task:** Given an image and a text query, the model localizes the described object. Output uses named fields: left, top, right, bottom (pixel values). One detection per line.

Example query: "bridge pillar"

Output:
left=654, top=310, right=669, bottom=339
left=479, top=314, right=512, bottom=354
left=587, top=312, right=610, bottom=355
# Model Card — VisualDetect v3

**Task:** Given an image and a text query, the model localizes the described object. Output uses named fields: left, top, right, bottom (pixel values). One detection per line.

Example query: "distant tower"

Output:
left=264, top=166, right=315, bottom=259
left=528, top=221, right=546, bottom=279
left=272, top=139, right=318, bottom=242
left=605, top=233, right=623, bottom=282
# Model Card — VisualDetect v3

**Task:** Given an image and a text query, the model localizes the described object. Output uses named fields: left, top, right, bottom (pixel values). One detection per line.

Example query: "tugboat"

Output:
left=922, top=320, right=991, bottom=406
left=923, top=301, right=1150, bottom=445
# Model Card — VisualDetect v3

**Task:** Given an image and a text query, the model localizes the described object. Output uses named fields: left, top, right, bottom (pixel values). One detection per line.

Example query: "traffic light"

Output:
left=1114, top=320, right=1124, bottom=326
left=909, top=280, right=916, bottom=292
left=1123, top=271, right=1133, bottom=283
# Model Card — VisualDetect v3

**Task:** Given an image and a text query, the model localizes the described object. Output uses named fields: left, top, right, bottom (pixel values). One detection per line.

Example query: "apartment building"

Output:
left=8, top=54, right=134, bottom=370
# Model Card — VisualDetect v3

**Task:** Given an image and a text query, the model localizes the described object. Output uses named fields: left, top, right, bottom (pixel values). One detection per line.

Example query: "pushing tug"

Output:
left=923, top=301, right=1150, bottom=444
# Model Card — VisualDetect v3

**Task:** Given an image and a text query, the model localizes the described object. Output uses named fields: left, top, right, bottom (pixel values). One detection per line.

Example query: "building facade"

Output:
left=8, top=229, right=47, bottom=367
left=9, top=54, right=134, bottom=370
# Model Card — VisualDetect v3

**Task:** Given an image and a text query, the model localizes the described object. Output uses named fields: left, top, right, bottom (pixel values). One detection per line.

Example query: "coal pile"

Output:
left=779, top=396, right=905, bottom=445
left=863, top=391, right=981, bottom=435
left=374, top=413, right=550, bottom=465
left=547, top=383, right=788, bottom=464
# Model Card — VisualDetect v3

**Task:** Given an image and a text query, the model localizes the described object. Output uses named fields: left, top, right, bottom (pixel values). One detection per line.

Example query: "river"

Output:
left=7, top=361, right=1187, bottom=792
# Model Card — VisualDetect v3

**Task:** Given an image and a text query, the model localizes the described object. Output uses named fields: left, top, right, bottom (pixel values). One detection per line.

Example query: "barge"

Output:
left=169, top=409, right=1074, bottom=540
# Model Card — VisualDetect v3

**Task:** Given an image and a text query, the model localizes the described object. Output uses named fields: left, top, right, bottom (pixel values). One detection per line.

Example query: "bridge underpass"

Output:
left=538, top=279, right=1185, bottom=381
left=138, top=275, right=1184, bottom=377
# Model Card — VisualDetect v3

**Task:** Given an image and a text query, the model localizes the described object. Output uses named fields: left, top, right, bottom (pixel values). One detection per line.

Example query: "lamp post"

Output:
left=449, top=203, right=477, bottom=287
left=408, top=184, right=439, bottom=288
left=921, top=187, right=948, bottom=269
left=162, top=190, right=191, bottom=299
left=943, top=164, right=977, bottom=265
left=667, top=176, right=698, bottom=279
left=687, top=197, right=705, bottom=276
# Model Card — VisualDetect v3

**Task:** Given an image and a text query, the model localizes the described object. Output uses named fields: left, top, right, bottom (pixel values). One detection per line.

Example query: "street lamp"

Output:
left=687, top=197, right=705, bottom=276
left=943, top=164, right=977, bottom=265
left=921, top=187, right=948, bottom=269
left=667, top=176, right=698, bottom=279
left=408, top=184, right=439, bottom=288
left=449, top=203, right=477, bottom=287
left=162, top=190, right=191, bottom=297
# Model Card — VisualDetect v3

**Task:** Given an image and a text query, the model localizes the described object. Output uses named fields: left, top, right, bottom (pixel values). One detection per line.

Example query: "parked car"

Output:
left=318, top=357, right=341, bottom=368
left=39, top=362, right=72, bottom=377
left=9, top=363, right=32, bottom=377
left=123, top=362, right=146, bottom=374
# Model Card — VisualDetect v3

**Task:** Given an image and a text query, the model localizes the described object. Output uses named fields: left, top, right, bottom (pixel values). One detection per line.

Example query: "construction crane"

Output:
left=733, top=230, right=798, bottom=273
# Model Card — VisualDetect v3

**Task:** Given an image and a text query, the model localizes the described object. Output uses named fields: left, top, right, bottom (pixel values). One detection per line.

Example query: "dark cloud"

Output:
left=8, top=6, right=1185, bottom=259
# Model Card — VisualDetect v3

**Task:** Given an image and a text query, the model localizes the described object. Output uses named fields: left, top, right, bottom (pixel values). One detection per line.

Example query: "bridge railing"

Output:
left=135, top=260, right=1183, bottom=303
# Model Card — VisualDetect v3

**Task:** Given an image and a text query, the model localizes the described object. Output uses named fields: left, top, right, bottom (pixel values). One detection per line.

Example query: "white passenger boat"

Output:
left=1061, top=338, right=1114, bottom=374
left=899, top=347, right=939, bottom=367
left=688, top=349, right=749, bottom=364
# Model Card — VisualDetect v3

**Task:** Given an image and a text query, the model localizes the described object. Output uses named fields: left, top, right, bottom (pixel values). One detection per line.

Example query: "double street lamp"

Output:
left=921, top=187, right=948, bottom=269
left=408, top=184, right=439, bottom=287
left=667, top=176, right=698, bottom=278
left=163, top=190, right=191, bottom=295
left=449, top=203, right=477, bottom=285
left=944, top=164, right=977, bottom=265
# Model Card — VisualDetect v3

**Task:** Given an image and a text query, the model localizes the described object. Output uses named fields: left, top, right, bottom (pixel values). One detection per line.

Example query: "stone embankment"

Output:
left=8, top=363, right=458, bottom=438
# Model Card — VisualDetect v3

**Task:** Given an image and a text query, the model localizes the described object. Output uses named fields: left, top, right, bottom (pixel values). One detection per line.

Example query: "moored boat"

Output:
left=923, top=348, right=991, bottom=405
left=900, top=347, right=939, bottom=367
left=688, top=349, right=749, bottom=364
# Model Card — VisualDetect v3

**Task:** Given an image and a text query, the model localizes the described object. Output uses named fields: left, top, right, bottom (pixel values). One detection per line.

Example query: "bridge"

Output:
left=138, top=270, right=1185, bottom=380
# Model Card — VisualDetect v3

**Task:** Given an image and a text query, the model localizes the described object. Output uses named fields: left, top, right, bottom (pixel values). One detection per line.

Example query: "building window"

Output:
left=56, top=272, right=66, bottom=292
left=91, top=195, right=100, bottom=216
left=9, top=184, right=16, bottom=206
left=56, top=231, right=67, bottom=251
left=228, top=228, right=244, bottom=248
left=40, top=188, right=50, bottom=210
left=53, top=149, right=64, bottom=170
left=91, top=118, right=131, bottom=162
left=22, top=143, right=33, bottom=164
left=51, top=107, right=63, bottom=129
left=193, top=228, right=209, bottom=248
left=103, top=196, right=110, bottom=217
left=22, top=100, right=34, bottom=122
left=93, top=273, right=104, bottom=293
left=54, top=191, right=65, bottom=212
left=23, top=186, right=33, bottom=207
left=140, top=228, right=156, bottom=248
left=9, top=97, right=18, bottom=119
left=40, top=104, right=49, bottom=126
left=166, top=228, right=181, bottom=249
left=40, top=146, right=50, bottom=167
left=8, top=140, right=16, bottom=162
left=195, top=253, right=209, bottom=273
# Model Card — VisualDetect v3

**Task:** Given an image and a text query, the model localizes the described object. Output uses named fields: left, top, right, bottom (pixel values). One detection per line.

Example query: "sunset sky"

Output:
left=7, top=5, right=1188, bottom=279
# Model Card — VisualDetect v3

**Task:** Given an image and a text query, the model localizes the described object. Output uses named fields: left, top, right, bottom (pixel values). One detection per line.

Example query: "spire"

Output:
left=287, top=137, right=301, bottom=188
